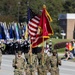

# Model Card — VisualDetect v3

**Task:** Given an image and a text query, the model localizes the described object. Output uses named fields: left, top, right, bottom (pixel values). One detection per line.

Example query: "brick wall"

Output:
left=66, top=19, right=75, bottom=39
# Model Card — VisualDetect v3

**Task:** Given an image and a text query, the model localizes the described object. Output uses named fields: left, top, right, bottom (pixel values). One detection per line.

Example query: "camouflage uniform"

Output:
left=0, top=42, right=5, bottom=69
left=0, top=44, right=2, bottom=69
left=25, top=53, right=37, bottom=75
left=37, top=53, right=48, bottom=75
left=12, top=51, right=25, bottom=75
left=46, top=50, right=61, bottom=75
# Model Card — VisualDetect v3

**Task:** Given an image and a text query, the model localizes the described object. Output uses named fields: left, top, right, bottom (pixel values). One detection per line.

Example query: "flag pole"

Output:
left=26, top=0, right=33, bottom=66
left=28, top=38, right=32, bottom=65
left=41, top=4, right=46, bottom=66
left=42, top=37, right=44, bottom=66
left=42, top=37, right=44, bottom=53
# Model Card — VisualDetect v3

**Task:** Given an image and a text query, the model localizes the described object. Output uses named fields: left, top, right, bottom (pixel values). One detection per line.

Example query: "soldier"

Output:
left=5, top=39, right=10, bottom=54
left=8, top=39, right=14, bottom=54
left=37, top=48, right=48, bottom=75
left=24, top=49, right=37, bottom=75
left=12, top=51, right=25, bottom=75
left=23, top=40, right=30, bottom=53
left=0, top=40, right=5, bottom=69
left=46, top=50, right=61, bottom=75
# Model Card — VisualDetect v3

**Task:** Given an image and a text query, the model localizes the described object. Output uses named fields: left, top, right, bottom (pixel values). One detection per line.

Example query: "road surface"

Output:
left=0, top=55, right=75, bottom=75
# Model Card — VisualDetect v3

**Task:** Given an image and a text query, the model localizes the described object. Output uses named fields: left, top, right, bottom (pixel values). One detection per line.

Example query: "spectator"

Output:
left=61, top=49, right=74, bottom=60
left=73, top=40, right=75, bottom=56
left=66, top=42, right=73, bottom=51
left=44, top=42, right=49, bottom=53
left=65, top=51, right=74, bottom=60
left=61, top=49, right=68, bottom=60
left=49, top=40, right=52, bottom=51
left=47, top=50, right=52, bottom=56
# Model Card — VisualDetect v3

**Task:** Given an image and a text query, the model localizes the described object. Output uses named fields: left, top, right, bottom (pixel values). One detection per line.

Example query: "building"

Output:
left=58, top=13, right=75, bottom=39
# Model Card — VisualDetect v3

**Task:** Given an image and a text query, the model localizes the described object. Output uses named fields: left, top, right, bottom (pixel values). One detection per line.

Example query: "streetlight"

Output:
left=18, top=2, right=20, bottom=23
left=60, top=30, right=66, bottom=39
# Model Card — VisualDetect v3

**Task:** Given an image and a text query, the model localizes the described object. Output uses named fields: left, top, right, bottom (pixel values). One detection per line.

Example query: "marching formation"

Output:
left=0, top=37, right=62, bottom=75
left=12, top=47, right=61, bottom=75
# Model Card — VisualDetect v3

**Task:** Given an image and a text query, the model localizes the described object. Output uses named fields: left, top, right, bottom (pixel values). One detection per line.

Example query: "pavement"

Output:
left=0, top=55, right=75, bottom=75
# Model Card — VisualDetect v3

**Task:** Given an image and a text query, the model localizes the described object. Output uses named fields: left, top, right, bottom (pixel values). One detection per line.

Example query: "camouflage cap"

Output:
left=18, top=51, right=22, bottom=55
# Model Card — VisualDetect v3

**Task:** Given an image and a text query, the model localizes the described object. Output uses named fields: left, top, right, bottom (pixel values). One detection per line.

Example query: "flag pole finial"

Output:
left=43, top=5, right=46, bottom=8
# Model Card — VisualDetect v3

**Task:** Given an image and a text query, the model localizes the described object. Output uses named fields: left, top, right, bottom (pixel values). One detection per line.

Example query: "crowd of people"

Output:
left=0, top=39, right=62, bottom=75
left=0, top=39, right=30, bottom=54
left=12, top=49, right=61, bottom=75
left=61, top=40, right=75, bottom=60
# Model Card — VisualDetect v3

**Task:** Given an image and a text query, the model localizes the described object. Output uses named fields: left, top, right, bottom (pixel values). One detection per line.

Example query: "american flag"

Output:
left=28, top=6, right=53, bottom=48
left=28, top=15, right=40, bottom=43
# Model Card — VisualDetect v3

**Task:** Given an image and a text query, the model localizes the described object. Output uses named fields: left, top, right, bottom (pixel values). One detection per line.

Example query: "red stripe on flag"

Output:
left=31, top=6, right=53, bottom=48
left=28, top=16, right=40, bottom=41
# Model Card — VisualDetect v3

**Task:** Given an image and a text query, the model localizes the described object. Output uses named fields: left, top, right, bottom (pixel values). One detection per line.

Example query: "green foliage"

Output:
left=49, top=38, right=70, bottom=53
left=63, top=0, right=75, bottom=13
left=0, top=0, right=75, bottom=33
left=0, top=15, right=17, bottom=23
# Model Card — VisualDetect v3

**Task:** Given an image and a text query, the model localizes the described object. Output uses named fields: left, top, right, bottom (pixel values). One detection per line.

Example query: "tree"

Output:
left=63, top=0, right=75, bottom=13
left=0, top=0, right=75, bottom=35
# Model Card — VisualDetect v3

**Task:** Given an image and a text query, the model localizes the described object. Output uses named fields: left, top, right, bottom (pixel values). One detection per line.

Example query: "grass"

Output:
left=50, top=38, right=70, bottom=44
left=38, top=38, right=71, bottom=53
left=47, top=38, right=70, bottom=53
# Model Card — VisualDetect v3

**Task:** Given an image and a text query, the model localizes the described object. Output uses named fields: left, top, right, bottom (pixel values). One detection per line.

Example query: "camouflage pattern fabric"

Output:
left=12, top=56, right=25, bottom=75
left=37, top=53, right=48, bottom=75
left=25, top=53, right=37, bottom=75
left=0, top=43, right=5, bottom=69
left=46, top=55, right=61, bottom=75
